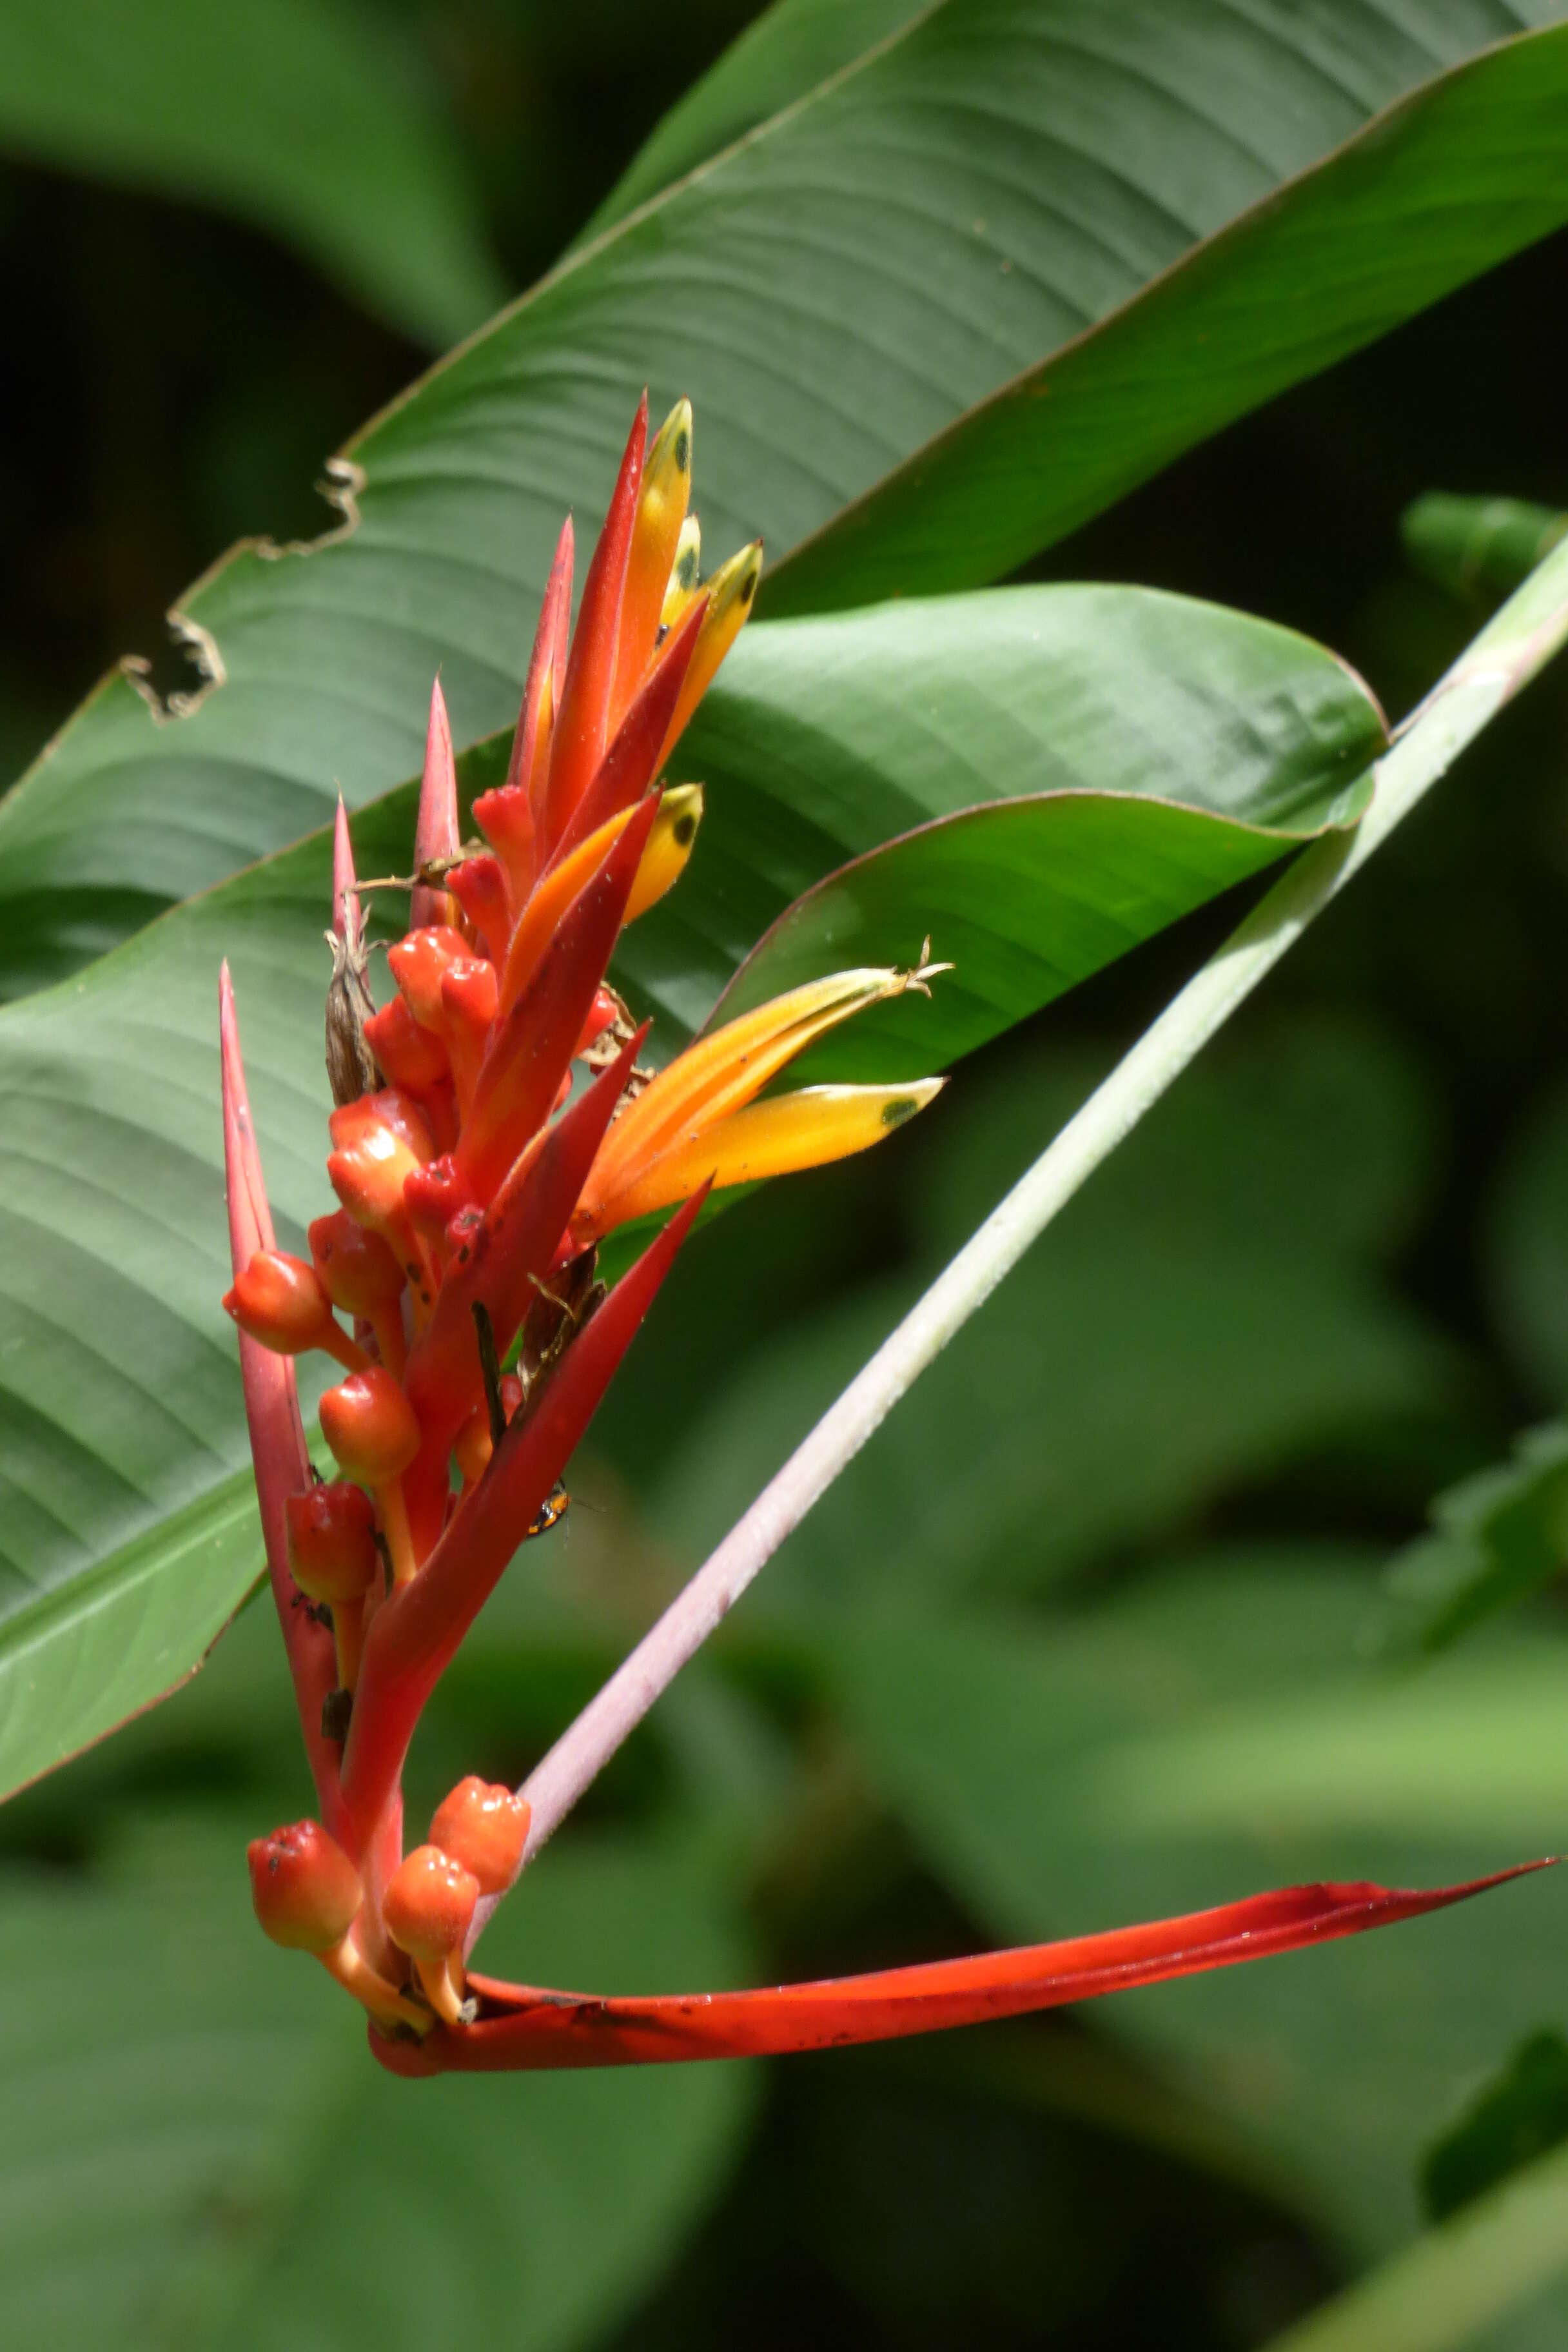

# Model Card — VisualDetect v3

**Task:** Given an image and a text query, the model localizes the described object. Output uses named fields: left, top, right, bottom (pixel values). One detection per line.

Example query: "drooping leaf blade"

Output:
left=4, top=3, right=1566, bottom=992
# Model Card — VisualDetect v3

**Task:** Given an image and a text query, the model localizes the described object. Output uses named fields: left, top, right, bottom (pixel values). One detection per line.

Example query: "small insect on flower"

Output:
left=224, top=395, right=1536, bottom=2077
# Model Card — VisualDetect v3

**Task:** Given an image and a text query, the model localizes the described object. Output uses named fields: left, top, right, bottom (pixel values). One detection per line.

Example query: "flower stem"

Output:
left=464, top=538, right=1568, bottom=1931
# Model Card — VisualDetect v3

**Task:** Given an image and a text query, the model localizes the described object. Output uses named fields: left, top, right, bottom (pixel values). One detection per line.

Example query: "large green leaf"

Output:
left=0, top=583, right=1389, bottom=1805
left=0, top=0, right=507, bottom=348
left=3, top=2, right=1564, bottom=990
left=0, top=1824, right=755, bottom=2347
left=826, top=1560, right=1568, bottom=2260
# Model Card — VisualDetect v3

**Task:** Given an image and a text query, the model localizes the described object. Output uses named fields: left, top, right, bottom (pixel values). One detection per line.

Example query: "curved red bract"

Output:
left=371, top=1865, right=1551, bottom=2077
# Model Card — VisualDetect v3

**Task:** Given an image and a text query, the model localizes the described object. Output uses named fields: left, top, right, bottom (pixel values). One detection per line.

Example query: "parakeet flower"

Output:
left=223, top=397, right=1535, bottom=2072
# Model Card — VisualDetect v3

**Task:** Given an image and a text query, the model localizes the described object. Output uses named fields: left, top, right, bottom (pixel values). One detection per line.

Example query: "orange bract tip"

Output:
left=580, top=1078, right=946, bottom=1237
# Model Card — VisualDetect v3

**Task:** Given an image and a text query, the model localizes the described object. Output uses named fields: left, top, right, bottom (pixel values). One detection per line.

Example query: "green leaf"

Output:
left=0, top=1825, right=756, bottom=2347
left=0, top=0, right=507, bottom=348
left=1403, top=495, right=1568, bottom=611
left=0, top=582, right=1389, bottom=1803
left=1265, top=2139, right=1568, bottom=2352
left=825, top=1558, right=1568, bottom=2256
left=765, top=15, right=1568, bottom=614
left=5, top=3, right=1565, bottom=988
left=582, top=0, right=924, bottom=236
left=1380, top=1424, right=1568, bottom=1656
left=637, top=586, right=1383, bottom=1064
left=1422, top=2034, right=1568, bottom=2228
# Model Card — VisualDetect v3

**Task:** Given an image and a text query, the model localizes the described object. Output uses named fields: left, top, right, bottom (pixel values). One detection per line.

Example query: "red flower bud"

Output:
left=285, top=1480, right=380, bottom=1603
left=388, top=925, right=469, bottom=1030
left=362, top=995, right=450, bottom=1095
left=308, top=1210, right=405, bottom=1318
left=429, top=1777, right=531, bottom=1896
left=248, top=1819, right=362, bottom=1952
left=404, top=1153, right=471, bottom=1238
left=383, top=1844, right=479, bottom=1963
left=319, top=1366, right=420, bottom=1486
left=576, top=985, right=620, bottom=1057
left=446, top=852, right=510, bottom=960
left=223, top=1248, right=340, bottom=1356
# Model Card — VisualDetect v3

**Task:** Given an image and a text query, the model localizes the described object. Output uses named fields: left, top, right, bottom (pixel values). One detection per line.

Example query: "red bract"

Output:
left=224, top=397, right=1539, bottom=2066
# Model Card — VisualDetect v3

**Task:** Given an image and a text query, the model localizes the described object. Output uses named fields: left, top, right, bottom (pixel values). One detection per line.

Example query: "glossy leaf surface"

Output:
left=3, top=3, right=1563, bottom=989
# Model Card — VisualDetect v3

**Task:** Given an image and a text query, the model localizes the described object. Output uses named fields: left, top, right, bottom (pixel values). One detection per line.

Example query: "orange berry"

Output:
left=362, top=995, right=450, bottom=1094
left=429, top=1777, right=531, bottom=1896
left=383, top=1845, right=480, bottom=1963
left=308, top=1211, right=404, bottom=1318
left=388, top=925, right=469, bottom=1030
left=223, top=1249, right=337, bottom=1355
left=320, top=1366, right=420, bottom=1486
left=284, top=1480, right=380, bottom=1604
left=248, top=1819, right=362, bottom=1952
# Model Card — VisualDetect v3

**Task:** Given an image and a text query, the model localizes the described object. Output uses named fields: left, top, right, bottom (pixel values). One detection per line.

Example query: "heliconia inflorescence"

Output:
left=226, top=397, right=1541, bottom=2074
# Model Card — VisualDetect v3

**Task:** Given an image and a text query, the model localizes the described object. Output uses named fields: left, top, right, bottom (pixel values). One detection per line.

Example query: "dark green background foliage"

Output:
left=5, top=4, right=1568, bottom=2347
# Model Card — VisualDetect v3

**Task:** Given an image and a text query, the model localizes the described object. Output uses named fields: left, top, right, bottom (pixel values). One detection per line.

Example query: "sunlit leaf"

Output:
left=4, top=4, right=1565, bottom=987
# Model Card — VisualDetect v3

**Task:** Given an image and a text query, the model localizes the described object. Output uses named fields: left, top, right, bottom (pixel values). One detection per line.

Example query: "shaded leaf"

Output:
left=1422, top=2034, right=1568, bottom=2227
left=1404, top=494, right=1567, bottom=611
left=824, top=1560, right=1568, bottom=2254
left=1267, top=2139, right=1568, bottom=2352
left=0, top=1826, right=755, bottom=2349
left=1484, top=1078, right=1568, bottom=1404
left=1380, top=1425, right=1568, bottom=1656
left=0, top=0, right=507, bottom=348
left=650, top=1023, right=1453, bottom=1600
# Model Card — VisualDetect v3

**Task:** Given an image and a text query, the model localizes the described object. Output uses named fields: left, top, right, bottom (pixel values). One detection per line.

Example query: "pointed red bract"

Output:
left=220, top=965, right=344, bottom=1838
left=411, top=680, right=459, bottom=930
left=549, top=594, right=707, bottom=870
left=404, top=1026, right=646, bottom=1456
left=340, top=1185, right=709, bottom=1850
left=332, top=796, right=360, bottom=943
left=371, top=1863, right=1553, bottom=2075
left=454, top=796, right=658, bottom=1203
left=541, top=397, right=648, bottom=853
left=508, top=516, right=574, bottom=805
